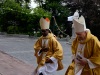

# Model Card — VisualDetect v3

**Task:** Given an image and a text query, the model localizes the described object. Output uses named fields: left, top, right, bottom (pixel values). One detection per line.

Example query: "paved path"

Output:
left=0, top=51, right=34, bottom=75
left=0, top=35, right=72, bottom=75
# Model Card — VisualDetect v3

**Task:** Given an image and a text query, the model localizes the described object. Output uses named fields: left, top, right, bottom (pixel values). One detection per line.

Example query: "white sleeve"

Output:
left=87, top=59, right=97, bottom=69
left=50, top=57, right=58, bottom=63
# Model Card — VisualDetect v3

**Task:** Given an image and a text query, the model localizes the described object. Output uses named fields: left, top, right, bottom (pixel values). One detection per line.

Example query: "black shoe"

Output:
left=39, top=72, right=43, bottom=75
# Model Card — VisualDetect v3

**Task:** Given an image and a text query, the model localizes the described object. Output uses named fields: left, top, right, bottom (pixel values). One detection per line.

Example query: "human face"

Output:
left=76, top=31, right=87, bottom=41
left=41, top=29, right=49, bottom=36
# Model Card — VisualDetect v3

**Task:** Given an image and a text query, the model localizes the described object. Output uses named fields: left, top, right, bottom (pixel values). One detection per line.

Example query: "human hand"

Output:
left=77, top=56, right=87, bottom=66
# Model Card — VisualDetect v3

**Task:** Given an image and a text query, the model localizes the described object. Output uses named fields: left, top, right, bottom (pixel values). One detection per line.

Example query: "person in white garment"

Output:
left=65, top=15, right=100, bottom=75
left=33, top=17, right=63, bottom=75
left=67, top=10, right=79, bottom=44
left=72, top=10, right=79, bottom=38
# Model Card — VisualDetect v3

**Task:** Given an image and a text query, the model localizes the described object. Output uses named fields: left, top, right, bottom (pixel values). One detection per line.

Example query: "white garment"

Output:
left=75, top=43, right=85, bottom=75
left=33, top=57, right=58, bottom=75
left=74, top=43, right=97, bottom=75
left=87, top=59, right=97, bottom=69
left=33, top=39, right=58, bottom=75
left=42, top=39, right=48, bottom=48
left=38, top=39, right=48, bottom=58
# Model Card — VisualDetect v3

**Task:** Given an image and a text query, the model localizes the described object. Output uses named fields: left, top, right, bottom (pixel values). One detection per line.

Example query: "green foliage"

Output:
left=0, top=0, right=70, bottom=37
left=7, top=26, right=19, bottom=34
left=0, top=0, right=31, bottom=33
left=3, top=0, right=21, bottom=11
left=33, top=7, right=51, bottom=18
left=34, top=0, right=62, bottom=5
left=41, top=1, right=70, bottom=35
left=47, top=2, right=60, bottom=8
left=15, top=0, right=30, bottom=3
left=0, top=26, right=2, bottom=31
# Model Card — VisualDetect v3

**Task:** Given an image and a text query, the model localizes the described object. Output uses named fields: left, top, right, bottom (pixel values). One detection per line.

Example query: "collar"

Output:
left=77, top=30, right=92, bottom=44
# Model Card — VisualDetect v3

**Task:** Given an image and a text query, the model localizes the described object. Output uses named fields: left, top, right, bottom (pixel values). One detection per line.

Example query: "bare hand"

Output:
left=78, top=57, right=87, bottom=66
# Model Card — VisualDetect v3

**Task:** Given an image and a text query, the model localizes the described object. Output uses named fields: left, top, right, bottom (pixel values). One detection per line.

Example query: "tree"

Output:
left=34, top=0, right=70, bottom=36
left=15, top=0, right=31, bottom=9
left=63, top=0, right=100, bottom=40
left=31, top=7, right=51, bottom=34
left=0, top=0, right=31, bottom=33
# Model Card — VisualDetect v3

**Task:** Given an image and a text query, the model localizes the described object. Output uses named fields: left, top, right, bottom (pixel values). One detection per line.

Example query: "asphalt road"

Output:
left=0, top=35, right=72, bottom=75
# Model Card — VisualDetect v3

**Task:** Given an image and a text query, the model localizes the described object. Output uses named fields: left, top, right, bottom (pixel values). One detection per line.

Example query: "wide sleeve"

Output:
left=34, top=38, right=42, bottom=56
left=51, top=38, right=63, bottom=60
left=89, top=37, right=100, bottom=66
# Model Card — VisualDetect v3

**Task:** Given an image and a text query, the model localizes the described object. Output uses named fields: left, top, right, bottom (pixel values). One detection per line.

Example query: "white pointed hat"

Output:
left=39, top=17, right=50, bottom=29
left=73, top=10, right=79, bottom=19
left=73, top=15, right=87, bottom=32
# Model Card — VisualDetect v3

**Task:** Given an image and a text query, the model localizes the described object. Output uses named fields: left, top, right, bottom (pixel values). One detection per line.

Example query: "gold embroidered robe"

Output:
left=34, top=33, right=63, bottom=70
left=65, top=31, right=100, bottom=75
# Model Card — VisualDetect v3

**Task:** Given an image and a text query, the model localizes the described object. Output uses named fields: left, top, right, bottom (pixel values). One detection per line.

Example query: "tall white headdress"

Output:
left=73, top=15, right=87, bottom=32
left=39, top=17, right=50, bottom=29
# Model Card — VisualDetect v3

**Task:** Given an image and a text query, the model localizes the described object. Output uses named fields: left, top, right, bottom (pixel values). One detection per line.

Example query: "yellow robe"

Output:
left=65, top=31, right=100, bottom=75
left=34, top=33, right=63, bottom=70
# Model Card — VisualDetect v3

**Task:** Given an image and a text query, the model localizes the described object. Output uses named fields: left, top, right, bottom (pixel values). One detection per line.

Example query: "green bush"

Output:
left=37, top=32, right=41, bottom=37
left=0, top=26, right=2, bottom=31
left=7, top=26, right=19, bottom=34
left=27, top=32, right=34, bottom=36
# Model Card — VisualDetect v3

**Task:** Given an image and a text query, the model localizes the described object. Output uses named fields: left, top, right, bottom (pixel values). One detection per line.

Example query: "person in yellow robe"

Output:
left=65, top=15, right=100, bottom=75
left=33, top=17, right=63, bottom=75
